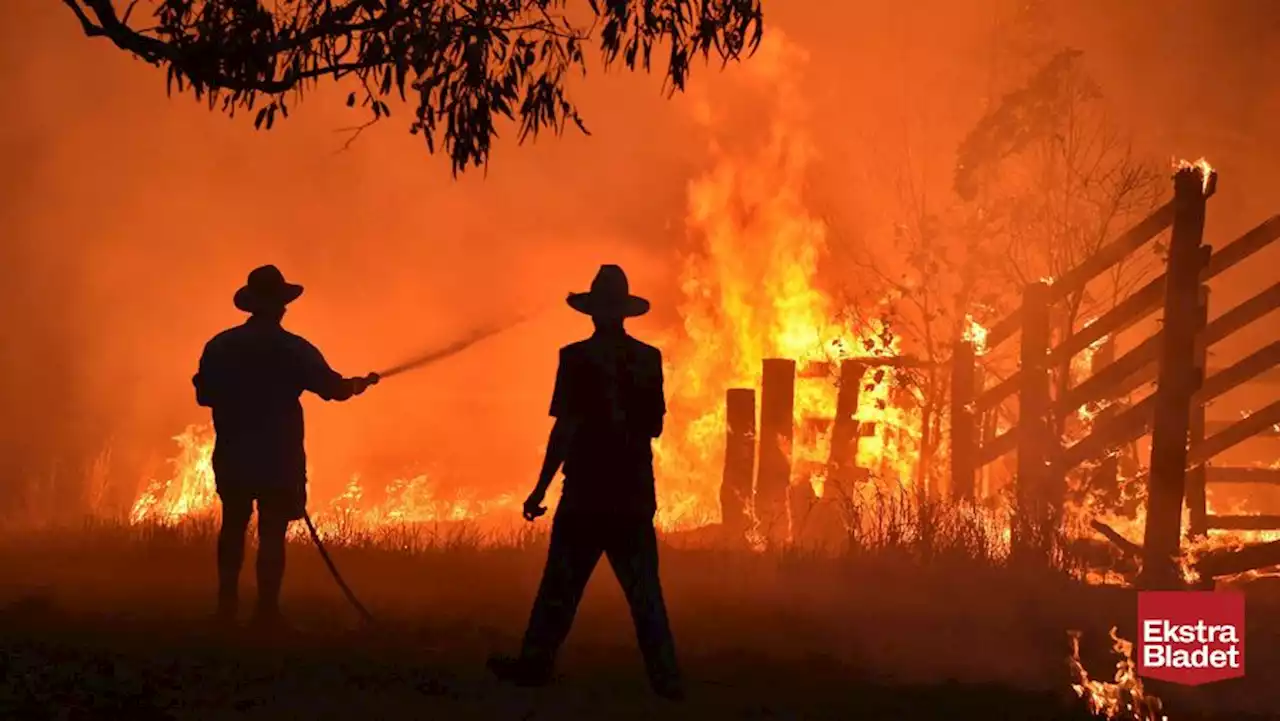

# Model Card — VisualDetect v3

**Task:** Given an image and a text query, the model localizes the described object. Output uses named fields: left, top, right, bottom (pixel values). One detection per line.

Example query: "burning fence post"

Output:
left=721, top=388, right=757, bottom=541
left=757, top=358, right=796, bottom=547
left=825, top=359, right=867, bottom=499
left=1185, top=284, right=1212, bottom=540
left=1142, top=165, right=1214, bottom=588
left=950, top=341, right=978, bottom=502
left=1014, top=280, right=1054, bottom=562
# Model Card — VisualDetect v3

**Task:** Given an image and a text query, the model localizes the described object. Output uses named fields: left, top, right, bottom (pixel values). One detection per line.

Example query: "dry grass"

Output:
left=0, top=506, right=1277, bottom=721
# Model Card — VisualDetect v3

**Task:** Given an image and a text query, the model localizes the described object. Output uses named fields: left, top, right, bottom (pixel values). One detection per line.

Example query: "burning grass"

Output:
left=96, top=419, right=1280, bottom=590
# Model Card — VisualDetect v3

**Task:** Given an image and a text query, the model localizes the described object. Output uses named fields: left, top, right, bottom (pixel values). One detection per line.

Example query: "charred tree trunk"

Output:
left=951, top=341, right=978, bottom=502
left=721, top=388, right=756, bottom=542
left=1014, top=281, right=1055, bottom=564
left=1141, top=167, right=1213, bottom=589
left=758, top=359, right=796, bottom=548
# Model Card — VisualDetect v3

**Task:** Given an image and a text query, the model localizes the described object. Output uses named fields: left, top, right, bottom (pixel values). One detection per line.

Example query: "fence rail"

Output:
left=949, top=165, right=1280, bottom=584
left=714, top=166, right=1280, bottom=582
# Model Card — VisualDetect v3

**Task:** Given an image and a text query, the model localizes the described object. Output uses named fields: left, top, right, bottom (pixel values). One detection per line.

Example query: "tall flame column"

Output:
left=757, top=359, right=796, bottom=548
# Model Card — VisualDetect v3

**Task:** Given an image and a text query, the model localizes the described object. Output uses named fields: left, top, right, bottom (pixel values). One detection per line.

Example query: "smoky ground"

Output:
left=1, top=520, right=1277, bottom=721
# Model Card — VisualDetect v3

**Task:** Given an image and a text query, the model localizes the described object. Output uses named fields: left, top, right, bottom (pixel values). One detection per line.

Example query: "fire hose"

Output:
left=301, top=311, right=539, bottom=625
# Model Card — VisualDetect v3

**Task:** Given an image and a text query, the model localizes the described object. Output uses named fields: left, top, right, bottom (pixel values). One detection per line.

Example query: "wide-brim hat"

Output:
left=566, top=264, right=649, bottom=318
left=233, top=264, right=304, bottom=313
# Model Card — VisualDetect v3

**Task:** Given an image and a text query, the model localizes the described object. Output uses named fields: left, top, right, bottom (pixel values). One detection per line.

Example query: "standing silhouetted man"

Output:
left=488, top=264, right=682, bottom=699
left=193, top=265, right=379, bottom=628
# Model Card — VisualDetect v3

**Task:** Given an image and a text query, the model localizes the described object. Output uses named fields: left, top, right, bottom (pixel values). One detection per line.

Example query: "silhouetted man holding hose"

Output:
left=488, top=264, right=682, bottom=699
left=193, top=265, right=379, bottom=629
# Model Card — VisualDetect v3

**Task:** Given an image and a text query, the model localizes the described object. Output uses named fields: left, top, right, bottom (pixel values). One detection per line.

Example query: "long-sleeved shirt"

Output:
left=193, top=316, right=356, bottom=492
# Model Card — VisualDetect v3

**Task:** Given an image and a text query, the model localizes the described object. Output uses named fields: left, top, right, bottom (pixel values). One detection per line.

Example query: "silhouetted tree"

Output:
left=847, top=161, right=999, bottom=500
left=958, top=48, right=1165, bottom=313
left=955, top=48, right=1164, bottom=413
left=61, top=0, right=763, bottom=173
left=954, top=40, right=1165, bottom=534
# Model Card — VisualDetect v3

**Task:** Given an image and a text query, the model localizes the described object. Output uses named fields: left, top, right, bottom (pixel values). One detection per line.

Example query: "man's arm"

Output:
left=525, top=348, right=580, bottom=516
left=529, top=416, right=580, bottom=500
left=298, top=340, right=373, bottom=401
left=193, top=344, right=215, bottom=407
left=637, top=347, right=666, bottom=439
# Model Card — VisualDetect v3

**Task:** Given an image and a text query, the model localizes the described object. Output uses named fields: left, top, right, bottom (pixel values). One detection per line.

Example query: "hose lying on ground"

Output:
left=305, top=310, right=539, bottom=624
left=303, top=511, right=376, bottom=626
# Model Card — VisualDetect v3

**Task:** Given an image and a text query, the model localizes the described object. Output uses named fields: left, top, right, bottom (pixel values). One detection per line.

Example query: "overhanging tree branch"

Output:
left=62, top=0, right=764, bottom=174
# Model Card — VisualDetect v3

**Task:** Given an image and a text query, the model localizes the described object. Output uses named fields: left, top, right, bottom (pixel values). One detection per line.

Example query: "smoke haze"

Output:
left=2, top=0, right=1277, bottom=516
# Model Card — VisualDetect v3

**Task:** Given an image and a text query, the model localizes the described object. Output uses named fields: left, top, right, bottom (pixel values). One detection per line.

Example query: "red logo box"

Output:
left=1137, top=591, right=1245, bottom=685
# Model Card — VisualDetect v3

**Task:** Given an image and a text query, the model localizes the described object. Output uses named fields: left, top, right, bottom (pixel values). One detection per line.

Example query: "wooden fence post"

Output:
left=825, top=360, right=867, bottom=500
left=758, top=359, right=796, bottom=547
left=1186, top=283, right=1212, bottom=540
left=950, top=341, right=978, bottom=502
left=976, top=365, right=996, bottom=498
left=1142, top=167, right=1213, bottom=588
left=722, top=388, right=756, bottom=541
left=1015, top=281, right=1054, bottom=562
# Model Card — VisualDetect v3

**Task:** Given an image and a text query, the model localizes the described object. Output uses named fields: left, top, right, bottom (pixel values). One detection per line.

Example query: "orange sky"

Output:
left=1, top=0, right=1278, bottom=514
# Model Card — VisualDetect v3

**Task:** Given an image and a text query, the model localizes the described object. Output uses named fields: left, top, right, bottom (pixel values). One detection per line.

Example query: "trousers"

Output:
left=520, top=511, right=680, bottom=684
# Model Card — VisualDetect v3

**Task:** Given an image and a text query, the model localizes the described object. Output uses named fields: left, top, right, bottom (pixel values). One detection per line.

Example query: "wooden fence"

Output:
left=720, top=355, right=934, bottom=546
left=716, top=165, right=1280, bottom=583
left=949, top=165, right=1280, bottom=584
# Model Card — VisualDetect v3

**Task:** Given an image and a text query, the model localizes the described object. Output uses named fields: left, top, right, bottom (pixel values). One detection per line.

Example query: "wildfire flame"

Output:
left=116, top=36, right=1270, bottom=591
left=1069, top=628, right=1166, bottom=721
left=128, top=425, right=522, bottom=536
left=654, top=31, right=918, bottom=527
left=1172, top=156, right=1214, bottom=193
left=125, top=33, right=920, bottom=538
left=129, top=426, right=217, bottom=525
left=962, top=314, right=989, bottom=356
